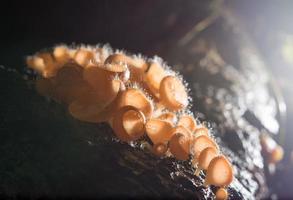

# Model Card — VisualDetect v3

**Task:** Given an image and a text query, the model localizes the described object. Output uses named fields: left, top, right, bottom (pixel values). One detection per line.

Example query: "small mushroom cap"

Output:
left=105, top=53, right=148, bottom=82
left=123, top=109, right=145, bottom=138
left=198, top=147, right=218, bottom=170
left=68, top=48, right=77, bottom=59
left=159, top=76, right=188, bottom=111
left=157, top=112, right=177, bottom=125
left=191, top=135, right=218, bottom=160
left=116, top=88, right=153, bottom=119
left=27, top=53, right=58, bottom=77
left=26, top=56, right=45, bottom=72
left=169, top=133, right=191, bottom=161
left=206, top=155, right=233, bottom=187
left=152, top=142, right=168, bottom=156
left=74, top=49, right=94, bottom=67
left=83, top=66, right=121, bottom=105
left=270, top=145, right=284, bottom=163
left=194, top=127, right=209, bottom=138
left=177, top=115, right=197, bottom=132
left=145, top=119, right=174, bottom=144
left=112, top=106, right=146, bottom=142
left=53, top=45, right=70, bottom=63
left=260, top=134, right=277, bottom=153
left=144, top=63, right=166, bottom=98
left=216, top=188, right=228, bottom=200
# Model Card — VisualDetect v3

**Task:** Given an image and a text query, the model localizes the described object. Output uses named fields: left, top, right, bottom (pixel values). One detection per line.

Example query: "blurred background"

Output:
left=1, top=0, right=293, bottom=199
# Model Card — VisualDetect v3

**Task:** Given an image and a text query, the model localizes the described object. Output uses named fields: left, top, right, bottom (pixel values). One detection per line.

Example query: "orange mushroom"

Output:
left=26, top=53, right=58, bottom=78
left=159, top=75, right=188, bottom=111
left=204, top=155, right=233, bottom=187
left=191, top=135, right=218, bottom=162
left=83, top=66, right=121, bottom=106
left=53, top=45, right=70, bottom=64
left=112, top=106, right=146, bottom=142
left=216, top=188, right=228, bottom=200
left=144, top=62, right=166, bottom=98
left=271, top=145, right=284, bottom=164
left=194, top=127, right=209, bottom=138
left=74, top=49, right=94, bottom=67
left=145, top=119, right=174, bottom=144
left=260, top=134, right=284, bottom=164
left=169, top=133, right=191, bottom=161
left=177, top=115, right=197, bottom=132
left=105, top=53, right=148, bottom=82
left=152, top=142, right=168, bottom=157
left=194, top=146, right=218, bottom=176
left=116, top=88, right=153, bottom=118
left=68, top=48, right=77, bottom=59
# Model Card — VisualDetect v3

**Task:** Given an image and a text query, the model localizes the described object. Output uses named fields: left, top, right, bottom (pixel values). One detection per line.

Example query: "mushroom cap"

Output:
left=83, top=66, right=121, bottom=105
left=53, top=45, right=70, bottom=64
left=105, top=53, right=148, bottom=82
left=270, top=145, right=284, bottom=163
left=74, top=49, right=94, bottom=67
left=216, top=188, right=228, bottom=200
left=145, top=119, right=174, bottom=144
left=169, top=133, right=191, bottom=161
left=144, top=62, right=166, bottom=98
left=177, top=115, right=197, bottom=132
left=198, top=146, right=218, bottom=170
left=27, top=53, right=58, bottom=78
left=116, top=88, right=153, bottom=119
left=112, top=106, right=146, bottom=142
left=191, top=135, right=218, bottom=160
left=206, top=155, right=233, bottom=187
left=194, top=127, right=209, bottom=138
left=159, top=75, right=188, bottom=111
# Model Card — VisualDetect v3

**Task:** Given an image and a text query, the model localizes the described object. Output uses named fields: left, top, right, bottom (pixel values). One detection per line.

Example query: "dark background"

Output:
left=0, top=0, right=209, bottom=67
left=1, top=0, right=293, bottom=198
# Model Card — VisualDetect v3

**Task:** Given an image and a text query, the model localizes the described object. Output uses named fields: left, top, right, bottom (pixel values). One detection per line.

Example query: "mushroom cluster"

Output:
left=27, top=44, right=233, bottom=199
